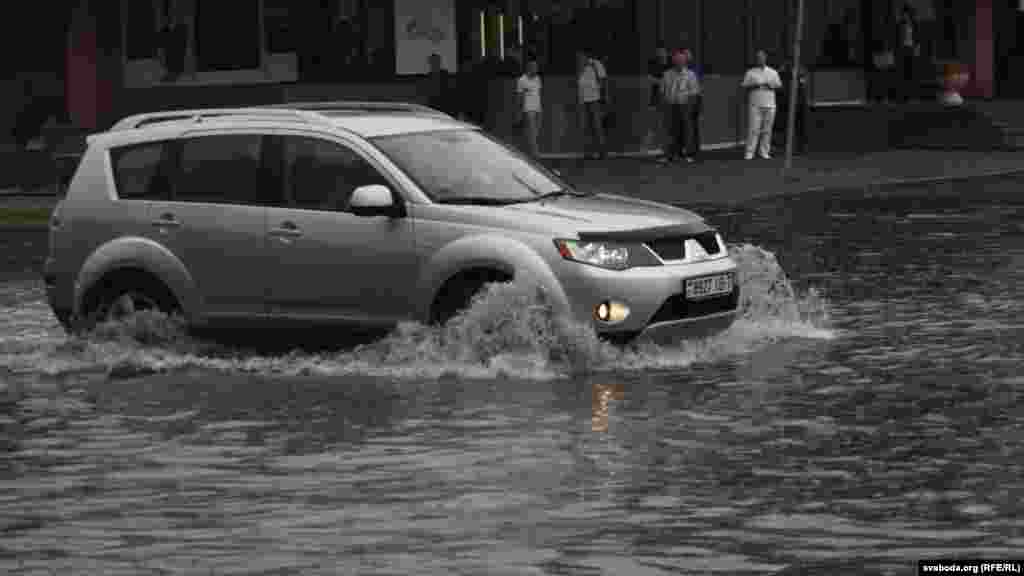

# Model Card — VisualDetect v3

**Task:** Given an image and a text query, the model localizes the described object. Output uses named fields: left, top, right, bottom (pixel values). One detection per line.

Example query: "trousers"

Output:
left=746, top=105, right=776, bottom=159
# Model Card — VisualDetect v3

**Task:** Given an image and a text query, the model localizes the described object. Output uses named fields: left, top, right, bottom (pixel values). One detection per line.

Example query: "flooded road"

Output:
left=1, top=178, right=1022, bottom=575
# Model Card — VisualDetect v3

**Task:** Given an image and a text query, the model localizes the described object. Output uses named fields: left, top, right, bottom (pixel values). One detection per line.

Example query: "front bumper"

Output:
left=555, top=254, right=740, bottom=343
left=633, top=309, right=738, bottom=345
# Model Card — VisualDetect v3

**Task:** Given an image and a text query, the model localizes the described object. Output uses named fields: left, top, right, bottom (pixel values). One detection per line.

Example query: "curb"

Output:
left=798, top=166, right=1024, bottom=196
left=538, top=141, right=745, bottom=160
left=680, top=166, right=1024, bottom=208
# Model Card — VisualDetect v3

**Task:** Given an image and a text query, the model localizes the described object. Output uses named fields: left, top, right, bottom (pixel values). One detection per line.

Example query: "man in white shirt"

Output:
left=741, top=50, right=783, bottom=160
left=576, top=49, right=608, bottom=159
left=516, top=58, right=543, bottom=158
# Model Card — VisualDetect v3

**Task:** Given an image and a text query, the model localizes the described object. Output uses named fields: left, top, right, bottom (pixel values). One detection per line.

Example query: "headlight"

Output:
left=554, top=239, right=631, bottom=270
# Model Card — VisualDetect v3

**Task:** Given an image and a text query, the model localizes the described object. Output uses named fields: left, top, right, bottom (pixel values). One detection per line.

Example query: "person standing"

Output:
left=576, top=49, right=608, bottom=160
left=684, top=48, right=703, bottom=162
left=423, top=53, right=458, bottom=117
left=646, top=45, right=672, bottom=158
left=896, top=4, right=920, bottom=102
left=516, top=58, right=543, bottom=159
left=870, top=38, right=895, bottom=103
left=660, top=49, right=700, bottom=163
left=160, top=16, right=188, bottom=82
left=741, top=50, right=783, bottom=160
left=776, top=59, right=809, bottom=154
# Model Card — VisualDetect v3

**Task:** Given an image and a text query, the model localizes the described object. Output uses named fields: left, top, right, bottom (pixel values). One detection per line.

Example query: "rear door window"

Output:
left=173, top=134, right=279, bottom=206
left=110, top=141, right=173, bottom=201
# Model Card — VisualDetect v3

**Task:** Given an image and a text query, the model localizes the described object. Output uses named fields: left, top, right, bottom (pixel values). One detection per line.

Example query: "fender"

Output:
left=73, top=236, right=200, bottom=322
left=413, top=234, right=570, bottom=323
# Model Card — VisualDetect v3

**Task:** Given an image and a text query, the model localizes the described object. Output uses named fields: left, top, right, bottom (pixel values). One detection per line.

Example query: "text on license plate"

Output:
left=685, top=273, right=734, bottom=300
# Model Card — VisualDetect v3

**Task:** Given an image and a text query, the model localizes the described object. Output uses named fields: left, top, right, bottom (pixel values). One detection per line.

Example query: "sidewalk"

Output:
left=3, top=148, right=1024, bottom=217
left=547, top=148, right=1024, bottom=206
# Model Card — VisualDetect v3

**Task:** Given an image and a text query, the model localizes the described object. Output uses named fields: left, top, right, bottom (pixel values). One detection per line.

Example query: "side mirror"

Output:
left=350, top=184, right=404, bottom=217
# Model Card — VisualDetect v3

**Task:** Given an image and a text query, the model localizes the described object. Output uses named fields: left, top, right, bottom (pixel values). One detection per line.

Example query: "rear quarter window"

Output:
left=110, top=141, right=173, bottom=200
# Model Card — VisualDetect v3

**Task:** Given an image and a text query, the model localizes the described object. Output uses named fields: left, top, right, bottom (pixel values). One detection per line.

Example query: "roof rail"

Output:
left=108, top=101, right=453, bottom=132
left=108, top=107, right=324, bottom=131
left=270, top=100, right=451, bottom=118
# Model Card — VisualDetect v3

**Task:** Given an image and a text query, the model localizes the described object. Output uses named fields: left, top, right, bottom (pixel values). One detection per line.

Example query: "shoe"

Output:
left=759, top=153, right=772, bottom=160
left=744, top=154, right=754, bottom=160
left=685, top=157, right=694, bottom=163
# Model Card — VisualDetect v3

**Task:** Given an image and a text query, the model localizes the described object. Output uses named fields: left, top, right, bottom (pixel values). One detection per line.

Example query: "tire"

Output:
left=75, top=273, right=180, bottom=334
left=430, top=270, right=512, bottom=327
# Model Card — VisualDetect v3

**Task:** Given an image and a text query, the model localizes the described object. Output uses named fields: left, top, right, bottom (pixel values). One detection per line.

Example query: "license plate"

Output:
left=685, top=273, right=734, bottom=300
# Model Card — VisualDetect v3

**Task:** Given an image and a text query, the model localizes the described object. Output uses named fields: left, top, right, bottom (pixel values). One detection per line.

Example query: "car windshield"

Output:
left=370, top=130, right=573, bottom=204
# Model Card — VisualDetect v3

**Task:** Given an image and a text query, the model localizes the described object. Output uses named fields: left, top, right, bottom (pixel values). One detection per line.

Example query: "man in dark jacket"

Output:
left=160, top=18, right=188, bottom=81
left=775, top=60, right=809, bottom=154
left=422, top=53, right=458, bottom=117
left=646, top=45, right=671, bottom=157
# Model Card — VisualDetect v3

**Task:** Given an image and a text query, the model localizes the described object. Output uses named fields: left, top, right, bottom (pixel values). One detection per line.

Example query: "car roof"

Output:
left=327, top=113, right=471, bottom=138
left=96, top=102, right=477, bottom=145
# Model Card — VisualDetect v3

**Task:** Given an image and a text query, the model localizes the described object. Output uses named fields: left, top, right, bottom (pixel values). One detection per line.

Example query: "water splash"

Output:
left=0, top=244, right=834, bottom=381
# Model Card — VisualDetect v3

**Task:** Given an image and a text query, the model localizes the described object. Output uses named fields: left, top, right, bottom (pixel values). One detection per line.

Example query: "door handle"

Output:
left=269, top=221, right=303, bottom=238
left=150, top=213, right=181, bottom=229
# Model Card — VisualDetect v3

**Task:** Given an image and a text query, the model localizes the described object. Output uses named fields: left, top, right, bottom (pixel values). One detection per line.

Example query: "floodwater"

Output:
left=1, top=178, right=1022, bottom=575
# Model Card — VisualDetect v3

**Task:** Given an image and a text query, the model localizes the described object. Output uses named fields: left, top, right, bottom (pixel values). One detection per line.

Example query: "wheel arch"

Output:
left=73, top=237, right=199, bottom=322
left=414, top=234, right=570, bottom=324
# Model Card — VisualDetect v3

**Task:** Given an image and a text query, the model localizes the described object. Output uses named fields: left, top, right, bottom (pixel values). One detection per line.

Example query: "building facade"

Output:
left=5, top=0, right=1021, bottom=154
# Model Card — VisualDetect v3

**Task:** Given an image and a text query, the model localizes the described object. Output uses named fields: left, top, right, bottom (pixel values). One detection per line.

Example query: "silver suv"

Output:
left=43, top=101, right=739, bottom=345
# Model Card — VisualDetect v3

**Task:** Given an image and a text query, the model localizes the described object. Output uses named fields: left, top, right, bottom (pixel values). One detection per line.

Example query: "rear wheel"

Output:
left=76, top=272, right=180, bottom=333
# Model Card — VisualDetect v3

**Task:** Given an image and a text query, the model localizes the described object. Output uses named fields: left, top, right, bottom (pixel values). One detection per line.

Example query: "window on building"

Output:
left=111, top=142, right=173, bottom=201
left=546, top=0, right=591, bottom=73
left=123, top=0, right=159, bottom=60
left=815, top=0, right=862, bottom=67
left=663, top=0, right=698, bottom=55
left=288, top=1, right=389, bottom=81
left=263, top=0, right=297, bottom=54
left=195, top=0, right=261, bottom=71
left=750, top=0, right=790, bottom=63
left=282, top=137, right=389, bottom=212
left=175, top=135, right=275, bottom=205
left=702, top=0, right=747, bottom=74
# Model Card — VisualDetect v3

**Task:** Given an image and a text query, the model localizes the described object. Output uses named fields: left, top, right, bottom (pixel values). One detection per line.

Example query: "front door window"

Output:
left=282, top=136, right=391, bottom=212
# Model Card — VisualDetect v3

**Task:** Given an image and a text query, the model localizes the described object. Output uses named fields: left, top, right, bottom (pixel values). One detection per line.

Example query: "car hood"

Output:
left=414, top=193, right=714, bottom=238
left=505, top=193, right=704, bottom=231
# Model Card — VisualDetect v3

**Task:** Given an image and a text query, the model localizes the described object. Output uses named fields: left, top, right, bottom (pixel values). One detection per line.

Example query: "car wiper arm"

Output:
left=436, top=196, right=528, bottom=205
left=533, top=189, right=589, bottom=201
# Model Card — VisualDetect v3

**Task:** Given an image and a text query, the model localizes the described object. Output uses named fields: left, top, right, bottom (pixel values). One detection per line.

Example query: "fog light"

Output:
left=594, top=300, right=629, bottom=323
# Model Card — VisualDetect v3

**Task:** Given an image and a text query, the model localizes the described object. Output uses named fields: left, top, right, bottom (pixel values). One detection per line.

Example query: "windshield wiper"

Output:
left=436, top=196, right=527, bottom=205
left=533, top=189, right=590, bottom=201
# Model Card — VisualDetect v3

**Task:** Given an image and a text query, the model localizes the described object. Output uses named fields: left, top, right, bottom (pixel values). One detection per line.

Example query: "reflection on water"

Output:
left=0, top=177, right=1022, bottom=574
left=591, top=383, right=625, bottom=433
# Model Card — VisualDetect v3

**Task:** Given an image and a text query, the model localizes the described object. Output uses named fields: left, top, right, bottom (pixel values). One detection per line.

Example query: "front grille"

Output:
left=648, top=288, right=739, bottom=325
left=646, top=231, right=721, bottom=261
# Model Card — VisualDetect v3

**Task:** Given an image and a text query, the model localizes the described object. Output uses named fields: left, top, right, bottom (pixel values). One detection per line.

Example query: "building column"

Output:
left=969, top=0, right=993, bottom=98
left=66, top=0, right=99, bottom=130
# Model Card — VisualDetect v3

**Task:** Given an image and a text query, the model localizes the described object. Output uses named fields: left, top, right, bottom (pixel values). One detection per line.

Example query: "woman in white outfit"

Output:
left=516, top=58, right=543, bottom=159
left=741, top=50, right=783, bottom=160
